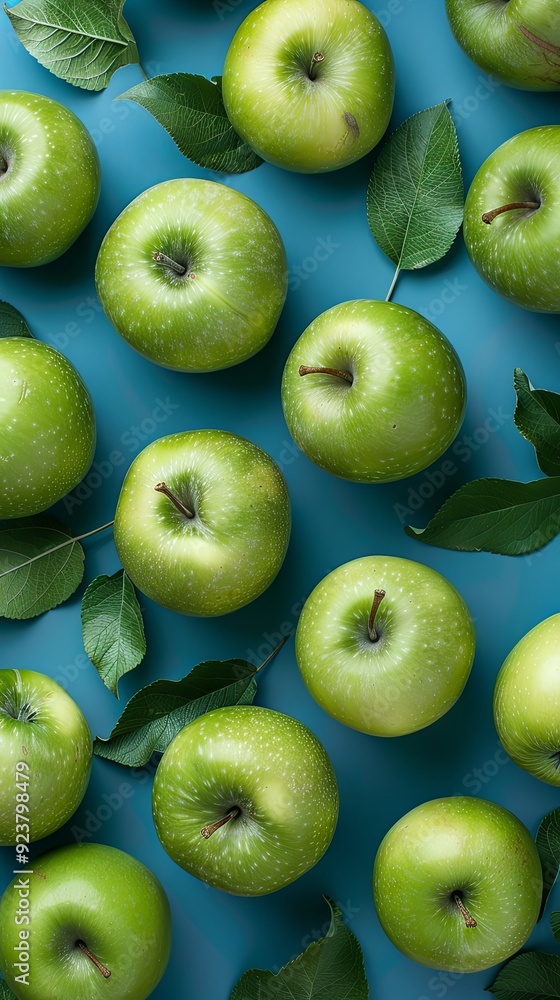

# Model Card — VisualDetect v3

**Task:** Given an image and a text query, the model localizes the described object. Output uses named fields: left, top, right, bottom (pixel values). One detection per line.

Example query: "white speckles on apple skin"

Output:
left=0, top=338, right=96, bottom=518
left=374, top=796, right=542, bottom=972
left=114, top=429, right=291, bottom=617
left=0, top=90, right=100, bottom=267
left=282, top=299, right=466, bottom=482
left=95, top=178, right=288, bottom=372
left=152, top=705, right=339, bottom=896
left=296, top=555, right=475, bottom=736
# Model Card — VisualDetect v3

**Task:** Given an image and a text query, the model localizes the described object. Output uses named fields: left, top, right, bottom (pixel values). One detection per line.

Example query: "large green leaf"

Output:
left=514, top=369, right=560, bottom=477
left=487, top=952, right=560, bottom=999
left=0, top=301, right=33, bottom=339
left=117, top=74, right=263, bottom=174
left=81, top=570, right=146, bottom=698
left=230, top=898, right=368, bottom=1000
left=537, top=809, right=560, bottom=919
left=367, top=102, right=463, bottom=288
left=4, top=0, right=139, bottom=91
left=406, top=477, right=560, bottom=555
left=0, top=517, right=85, bottom=619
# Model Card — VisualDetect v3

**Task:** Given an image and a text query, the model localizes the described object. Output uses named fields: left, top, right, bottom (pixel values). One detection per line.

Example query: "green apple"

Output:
left=222, top=0, right=394, bottom=173
left=374, top=796, right=542, bottom=973
left=446, top=0, right=560, bottom=91
left=95, top=178, right=287, bottom=372
left=0, top=338, right=96, bottom=518
left=0, top=90, right=100, bottom=267
left=0, top=842, right=171, bottom=999
left=0, top=669, right=92, bottom=846
left=114, top=429, right=291, bottom=616
left=281, top=300, right=466, bottom=482
left=152, top=705, right=339, bottom=895
left=296, top=555, right=475, bottom=737
left=463, top=126, right=560, bottom=312
left=494, top=613, right=560, bottom=785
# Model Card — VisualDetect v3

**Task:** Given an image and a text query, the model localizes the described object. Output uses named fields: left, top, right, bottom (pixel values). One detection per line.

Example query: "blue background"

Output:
left=1, top=1, right=560, bottom=997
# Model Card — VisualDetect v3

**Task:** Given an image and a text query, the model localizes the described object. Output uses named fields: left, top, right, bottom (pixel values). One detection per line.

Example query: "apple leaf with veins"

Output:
left=0, top=980, right=17, bottom=999
left=0, top=516, right=85, bottom=620
left=514, top=369, right=560, bottom=477
left=230, top=898, right=368, bottom=1000
left=487, top=952, right=560, bottom=999
left=537, top=809, right=560, bottom=919
left=81, top=570, right=146, bottom=698
left=0, top=301, right=33, bottom=339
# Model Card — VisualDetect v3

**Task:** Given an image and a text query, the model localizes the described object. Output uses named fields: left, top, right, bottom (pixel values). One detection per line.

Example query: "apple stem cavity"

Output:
left=77, top=941, right=111, bottom=979
left=454, top=894, right=477, bottom=929
left=200, top=806, right=241, bottom=840
left=0, top=155, right=7, bottom=178
left=299, top=365, right=353, bottom=384
left=482, top=201, right=540, bottom=225
left=309, top=51, right=325, bottom=79
left=154, top=482, right=195, bottom=519
left=368, top=589, right=386, bottom=643
left=152, top=251, right=188, bottom=276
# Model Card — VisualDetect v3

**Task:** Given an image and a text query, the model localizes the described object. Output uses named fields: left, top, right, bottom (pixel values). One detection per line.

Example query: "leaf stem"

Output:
left=138, top=62, right=148, bottom=81
left=256, top=633, right=291, bottom=672
left=385, top=265, right=400, bottom=302
left=201, top=806, right=241, bottom=840
left=0, top=521, right=115, bottom=581
left=299, top=365, right=353, bottom=384
left=482, top=201, right=540, bottom=225
left=368, top=589, right=386, bottom=642
left=77, top=941, right=111, bottom=978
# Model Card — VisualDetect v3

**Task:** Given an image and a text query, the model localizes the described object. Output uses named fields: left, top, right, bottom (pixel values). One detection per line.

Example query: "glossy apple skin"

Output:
left=0, top=338, right=96, bottom=518
left=0, top=843, right=171, bottom=1000
left=152, top=705, right=339, bottom=895
left=464, top=127, right=560, bottom=312
left=0, top=90, right=100, bottom=267
left=114, top=430, right=291, bottom=616
left=281, top=300, right=466, bottom=482
left=374, top=797, right=542, bottom=973
left=446, top=0, right=560, bottom=91
left=95, top=179, right=287, bottom=372
left=0, top=669, right=92, bottom=845
left=296, top=556, right=475, bottom=737
left=494, top=614, right=560, bottom=785
left=222, top=0, right=394, bottom=173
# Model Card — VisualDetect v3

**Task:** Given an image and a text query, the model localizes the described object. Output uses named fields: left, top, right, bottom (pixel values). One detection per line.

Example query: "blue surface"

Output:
left=1, top=2, right=560, bottom=998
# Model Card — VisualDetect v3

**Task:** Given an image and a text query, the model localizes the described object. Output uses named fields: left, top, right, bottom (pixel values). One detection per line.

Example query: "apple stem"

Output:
left=152, top=251, right=187, bottom=276
left=201, top=806, right=241, bottom=840
left=454, top=895, right=477, bottom=929
left=154, top=482, right=195, bottom=519
left=482, top=201, right=540, bottom=225
left=368, top=589, right=386, bottom=643
left=77, top=941, right=111, bottom=979
left=256, top=632, right=291, bottom=672
left=299, top=365, right=353, bottom=384
left=309, top=51, right=325, bottom=79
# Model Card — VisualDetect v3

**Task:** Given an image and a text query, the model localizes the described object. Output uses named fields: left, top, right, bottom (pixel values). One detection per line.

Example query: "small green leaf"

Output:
left=117, top=73, right=263, bottom=174
left=4, top=0, right=139, bottom=91
left=486, top=952, right=560, bottom=999
left=0, top=980, right=18, bottom=1000
left=94, top=659, right=259, bottom=766
left=406, top=477, right=560, bottom=555
left=367, top=101, right=463, bottom=278
left=81, top=570, right=146, bottom=698
left=0, top=301, right=33, bottom=339
left=537, top=809, right=560, bottom=919
left=514, top=369, right=560, bottom=477
left=231, top=898, right=368, bottom=1000
left=0, top=516, right=85, bottom=619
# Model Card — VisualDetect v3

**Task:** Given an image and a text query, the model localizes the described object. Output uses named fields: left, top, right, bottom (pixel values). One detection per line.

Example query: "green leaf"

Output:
left=117, top=73, right=263, bottom=174
left=4, top=0, right=139, bottom=92
left=81, top=570, right=146, bottom=698
left=514, top=369, right=560, bottom=477
left=486, top=952, right=560, bottom=999
left=230, top=898, right=368, bottom=1000
left=537, top=809, right=560, bottom=919
left=0, top=516, right=85, bottom=620
left=0, top=980, right=18, bottom=1000
left=406, top=477, right=560, bottom=555
left=0, top=301, right=33, bottom=339
left=551, top=912, right=560, bottom=942
left=93, top=659, right=259, bottom=766
left=367, top=102, right=463, bottom=279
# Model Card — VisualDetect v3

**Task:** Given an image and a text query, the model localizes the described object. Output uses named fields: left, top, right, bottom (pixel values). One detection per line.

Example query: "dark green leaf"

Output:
left=4, top=0, right=139, bottom=91
left=0, top=516, right=85, bottom=619
left=406, top=477, right=560, bottom=555
left=514, top=369, right=560, bottom=477
left=367, top=102, right=463, bottom=275
left=0, top=301, right=33, bottom=339
left=0, top=980, right=18, bottom=1000
left=537, top=809, right=560, bottom=919
left=117, top=73, right=263, bottom=174
left=551, top=912, right=560, bottom=942
left=231, top=898, right=368, bottom=1000
left=94, top=659, right=259, bottom=766
left=486, top=952, right=560, bottom=999
left=81, top=570, right=146, bottom=698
